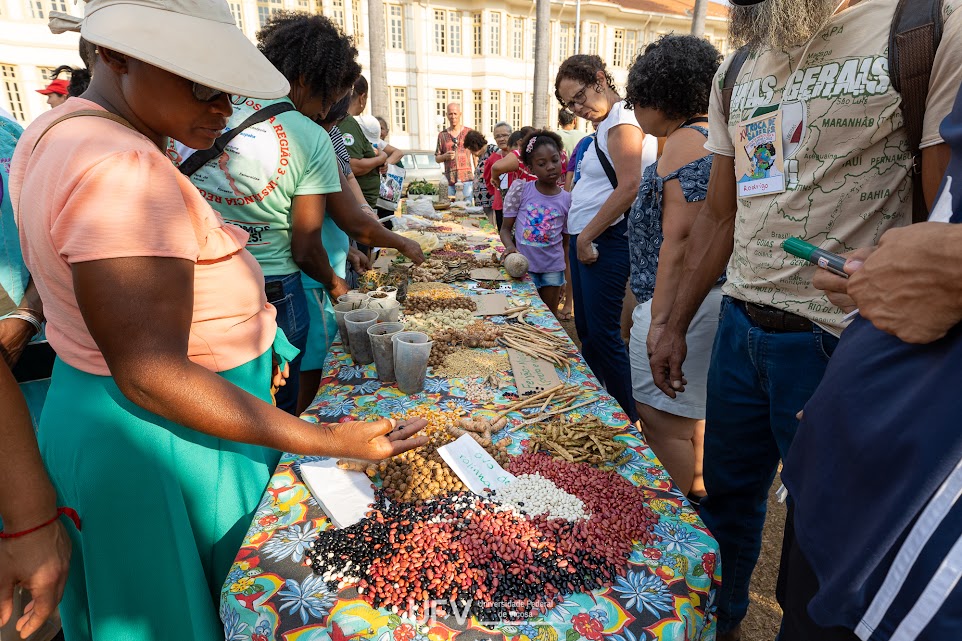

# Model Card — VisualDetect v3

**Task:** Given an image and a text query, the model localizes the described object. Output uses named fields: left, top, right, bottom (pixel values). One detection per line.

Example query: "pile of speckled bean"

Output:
left=306, top=453, right=660, bottom=622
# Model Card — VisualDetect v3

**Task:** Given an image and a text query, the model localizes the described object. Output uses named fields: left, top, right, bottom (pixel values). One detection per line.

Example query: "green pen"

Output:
left=782, top=237, right=849, bottom=278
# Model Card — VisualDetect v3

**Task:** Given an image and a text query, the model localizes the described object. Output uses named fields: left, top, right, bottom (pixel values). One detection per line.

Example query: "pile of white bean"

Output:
left=489, top=473, right=590, bottom=521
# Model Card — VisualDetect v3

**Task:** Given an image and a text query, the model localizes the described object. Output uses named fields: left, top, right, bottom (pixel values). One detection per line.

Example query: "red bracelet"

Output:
left=0, top=507, right=81, bottom=539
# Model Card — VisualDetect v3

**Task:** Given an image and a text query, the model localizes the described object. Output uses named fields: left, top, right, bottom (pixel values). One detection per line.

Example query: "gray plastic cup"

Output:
left=337, top=292, right=370, bottom=310
left=367, top=322, right=405, bottom=382
left=392, top=331, right=434, bottom=394
left=333, top=301, right=358, bottom=349
left=375, top=299, right=401, bottom=323
left=345, top=309, right=379, bottom=365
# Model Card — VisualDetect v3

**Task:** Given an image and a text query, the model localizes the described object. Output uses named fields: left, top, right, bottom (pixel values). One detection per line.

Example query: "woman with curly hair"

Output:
left=554, top=54, right=656, bottom=422
left=464, top=129, right=496, bottom=211
left=625, top=35, right=722, bottom=500
left=180, top=11, right=360, bottom=413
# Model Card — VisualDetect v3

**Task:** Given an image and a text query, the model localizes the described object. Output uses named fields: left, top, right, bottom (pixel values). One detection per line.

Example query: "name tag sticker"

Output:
left=735, top=111, right=787, bottom=198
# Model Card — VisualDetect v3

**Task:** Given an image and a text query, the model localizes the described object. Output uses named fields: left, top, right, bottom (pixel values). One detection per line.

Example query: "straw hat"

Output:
left=49, top=0, right=290, bottom=100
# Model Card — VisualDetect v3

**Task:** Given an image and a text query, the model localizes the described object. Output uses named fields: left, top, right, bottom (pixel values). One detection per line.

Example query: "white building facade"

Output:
left=0, top=0, right=729, bottom=148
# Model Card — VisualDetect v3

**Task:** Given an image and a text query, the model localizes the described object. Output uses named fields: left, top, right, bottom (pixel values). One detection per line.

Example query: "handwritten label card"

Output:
left=507, top=348, right=561, bottom=394
left=438, top=434, right=515, bottom=494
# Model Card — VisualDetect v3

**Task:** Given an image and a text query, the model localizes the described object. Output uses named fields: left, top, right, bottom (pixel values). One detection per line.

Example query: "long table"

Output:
left=221, top=217, right=720, bottom=641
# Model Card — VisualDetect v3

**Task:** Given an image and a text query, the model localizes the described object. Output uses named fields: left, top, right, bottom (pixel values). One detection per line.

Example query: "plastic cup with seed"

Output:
left=345, top=309, right=378, bottom=365
left=367, top=322, right=405, bottom=382
left=392, top=331, right=433, bottom=394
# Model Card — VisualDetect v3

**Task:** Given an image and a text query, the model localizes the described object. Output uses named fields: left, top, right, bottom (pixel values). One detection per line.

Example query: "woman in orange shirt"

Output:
left=10, top=1, right=425, bottom=637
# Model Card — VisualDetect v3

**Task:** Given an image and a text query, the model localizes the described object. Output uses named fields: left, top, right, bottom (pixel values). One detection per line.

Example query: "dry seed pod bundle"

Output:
left=499, top=322, right=575, bottom=376
left=528, top=416, right=631, bottom=467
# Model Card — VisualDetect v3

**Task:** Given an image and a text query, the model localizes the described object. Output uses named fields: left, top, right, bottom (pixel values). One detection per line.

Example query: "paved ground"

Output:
left=556, top=314, right=785, bottom=640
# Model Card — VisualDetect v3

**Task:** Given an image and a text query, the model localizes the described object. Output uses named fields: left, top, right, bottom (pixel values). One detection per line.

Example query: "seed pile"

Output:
left=306, top=453, right=661, bottom=620
left=404, top=309, right=476, bottom=334
left=407, top=281, right=455, bottom=296
left=490, top=474, right=589, bottom=521
left=461, top=379, right=496, bottom=403
left=411, top=260, right=448, bottom=282
left=528, top=416, right=632, bottom=467
left=403, top=294, right=477, bottom=314
left=376, top=409, right=509, bottom=502
left=442, top=240, right=469, bottom=252
left=428, top=320, right=504, bottom=368
left=507, top=452, right=662, bottom=550
left=435, top=349, right=510, bottom=379
left=431, top=250, right=476, bottom=262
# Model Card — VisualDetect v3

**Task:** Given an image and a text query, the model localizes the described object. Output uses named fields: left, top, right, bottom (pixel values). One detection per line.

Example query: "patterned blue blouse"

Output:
left=628, top=125, right=714, bottom=303
left=473, top=144, right=499, bottom=209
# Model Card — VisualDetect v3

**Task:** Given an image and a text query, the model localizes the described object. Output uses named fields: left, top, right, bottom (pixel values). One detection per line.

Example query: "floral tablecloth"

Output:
left=221, top=217, right=720, bottom=641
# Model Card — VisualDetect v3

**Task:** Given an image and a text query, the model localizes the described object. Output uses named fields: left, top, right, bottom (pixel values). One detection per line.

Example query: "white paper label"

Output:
left=438, top=434, right=515, bottom=494
left=299, top=459, right=375, bottom=529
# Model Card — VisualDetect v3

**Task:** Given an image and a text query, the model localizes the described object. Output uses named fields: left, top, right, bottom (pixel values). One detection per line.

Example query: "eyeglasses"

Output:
left=191, top=81, right=233, bottom=103
left=564, top=84, right=590, bottom=111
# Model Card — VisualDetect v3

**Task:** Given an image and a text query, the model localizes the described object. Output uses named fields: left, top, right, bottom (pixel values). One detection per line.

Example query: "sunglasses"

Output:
left=191, top=81, right=234, bottom=103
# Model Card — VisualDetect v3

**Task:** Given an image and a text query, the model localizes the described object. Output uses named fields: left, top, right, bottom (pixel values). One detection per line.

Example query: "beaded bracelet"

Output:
left=0, top=507, right=81, bottom=539
left=3, top=311, right=42, bottom=338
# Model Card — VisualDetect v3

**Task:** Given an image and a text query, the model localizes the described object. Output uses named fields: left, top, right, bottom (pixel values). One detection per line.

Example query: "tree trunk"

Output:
left=691, top=0, right=708, bottom=37
left=367, top=0, right=389, bottom=118
left=574, top=0, right=582, bottom=53
left=532, top=0, right=551, bottom=128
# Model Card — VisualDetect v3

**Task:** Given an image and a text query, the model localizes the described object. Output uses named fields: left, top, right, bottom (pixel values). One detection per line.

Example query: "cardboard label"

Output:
left=469, top=267, right=508, bottom=282
left=372, top=253, right=394, bottom=274
left=472, top=293, right=512, bottom=316
left=438, top=434, right=515, bottom=494
left=507, top=348, right=561, bottom=394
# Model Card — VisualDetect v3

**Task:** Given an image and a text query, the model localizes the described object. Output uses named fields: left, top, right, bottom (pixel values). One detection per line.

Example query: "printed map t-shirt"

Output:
left=340, top=115, right=379, bottom=208
left=179, top=97, right=341, bottom=276
left=706, top=0, right=962, bottom=333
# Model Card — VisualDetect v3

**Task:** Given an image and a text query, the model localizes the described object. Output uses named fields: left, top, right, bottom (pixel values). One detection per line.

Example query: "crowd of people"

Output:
left=3, top=0, right=962, bottom=638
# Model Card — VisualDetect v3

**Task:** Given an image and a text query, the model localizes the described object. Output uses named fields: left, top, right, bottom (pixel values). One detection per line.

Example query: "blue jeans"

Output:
left=447, top=180, right=474, bottom=203
left=701, top=296, right=838, bottom=633
left=569, top=218, right=637, bottom=421
left=264, top=273, right=309, bottom=415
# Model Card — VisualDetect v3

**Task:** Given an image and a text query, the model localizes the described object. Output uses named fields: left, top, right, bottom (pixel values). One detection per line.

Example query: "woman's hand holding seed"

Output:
left=319, top=418, right=429, bottom=461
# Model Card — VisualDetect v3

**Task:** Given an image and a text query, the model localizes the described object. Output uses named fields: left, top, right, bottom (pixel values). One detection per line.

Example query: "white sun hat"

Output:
left=49, top=0, right=290, bottom=100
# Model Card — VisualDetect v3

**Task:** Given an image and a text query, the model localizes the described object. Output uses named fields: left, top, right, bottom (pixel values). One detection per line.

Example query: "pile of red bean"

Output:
left=305, top=454, right=660, bottom=622
left=507, top=452, right=663, bottom=551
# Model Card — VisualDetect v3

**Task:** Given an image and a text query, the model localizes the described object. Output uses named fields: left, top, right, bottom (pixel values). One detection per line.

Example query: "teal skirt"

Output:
left=39, top=351, right=281, bottom=641
left=301, top=286, right=339, bottom=372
